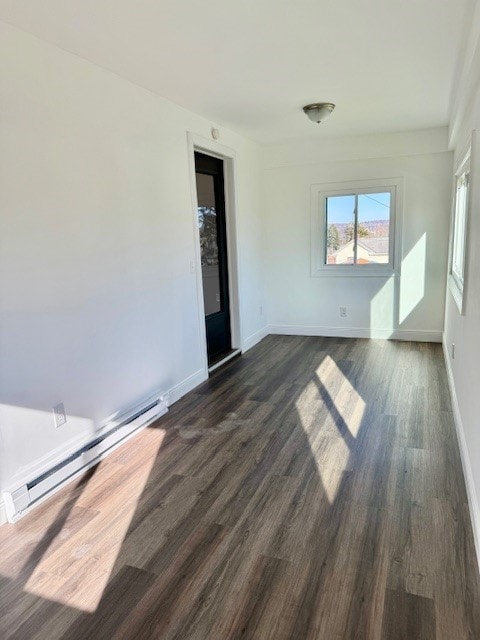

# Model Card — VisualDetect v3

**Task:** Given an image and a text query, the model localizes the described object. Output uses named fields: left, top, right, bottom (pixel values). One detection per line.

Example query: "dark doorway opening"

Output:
left=194, top=151, right=232, bottom=365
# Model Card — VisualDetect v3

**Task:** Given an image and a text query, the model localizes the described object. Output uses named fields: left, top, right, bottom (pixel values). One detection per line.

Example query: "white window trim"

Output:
left=310, top=177, right=403, bottom=278
left=448, top=146, right=471, bottom=315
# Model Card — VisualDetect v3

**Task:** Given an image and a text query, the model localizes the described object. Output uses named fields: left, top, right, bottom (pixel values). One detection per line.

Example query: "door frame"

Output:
left=187, top=132, right=242, bottom=377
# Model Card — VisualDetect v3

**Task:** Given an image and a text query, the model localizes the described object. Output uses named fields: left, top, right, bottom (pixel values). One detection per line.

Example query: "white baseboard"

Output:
left=242, top=326, right=268, bottom=352
left=442, top=337, right=480, bottom=569
left=168, top=368, right=207, bottom=405
left=268, top=324, right=442, bottom=342
left=0, top=500, right=7, bottom=526
left=208, top=350, right=241, bottom=373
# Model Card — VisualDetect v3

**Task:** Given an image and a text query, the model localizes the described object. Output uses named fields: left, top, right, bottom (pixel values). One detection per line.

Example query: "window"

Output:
left=311, top=179, right=401, bottom=277
left=449, top=151, right=470, bottom=313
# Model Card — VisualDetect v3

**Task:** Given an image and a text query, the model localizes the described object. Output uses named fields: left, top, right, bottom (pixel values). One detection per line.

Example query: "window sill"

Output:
left=448, top=274, right=464, bottom=315
left=311, top=267, right=396, bottom=279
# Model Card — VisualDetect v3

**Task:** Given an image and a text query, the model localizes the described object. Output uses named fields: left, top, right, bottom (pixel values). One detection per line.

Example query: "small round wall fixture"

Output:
left=303, top=103, right=336, bottom=124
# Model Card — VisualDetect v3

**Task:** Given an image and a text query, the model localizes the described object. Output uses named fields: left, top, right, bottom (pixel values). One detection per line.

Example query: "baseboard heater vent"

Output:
left=3, top=398, right=168, bottom=523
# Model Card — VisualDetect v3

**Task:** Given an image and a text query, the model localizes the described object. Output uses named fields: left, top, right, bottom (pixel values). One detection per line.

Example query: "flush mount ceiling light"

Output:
left=303, top=102, right=336, bottom=124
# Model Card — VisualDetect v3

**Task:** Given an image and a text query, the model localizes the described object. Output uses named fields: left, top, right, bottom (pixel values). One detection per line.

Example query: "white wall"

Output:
left=0, top=22, right=265, bottom=495
left=444, top=60, right=480, bottom=558
left=263, top=130, right=452, bottom=339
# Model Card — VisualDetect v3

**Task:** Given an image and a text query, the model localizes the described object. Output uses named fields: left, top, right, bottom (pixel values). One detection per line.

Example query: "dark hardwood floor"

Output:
left=1, top=336, right=479, bottom=639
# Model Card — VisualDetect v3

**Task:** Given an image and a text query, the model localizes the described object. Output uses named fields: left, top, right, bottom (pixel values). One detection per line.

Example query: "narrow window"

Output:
left=451, top=171, right=469, bottom=289
left=449, top=151, right=470, bottom=313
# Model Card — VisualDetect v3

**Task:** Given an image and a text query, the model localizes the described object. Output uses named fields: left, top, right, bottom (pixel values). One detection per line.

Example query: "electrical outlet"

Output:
left=452, top=343, right=455, bottom=360
left=340, top=307, right=347, bottom=318
left=53, top=403, right=67, bottom=428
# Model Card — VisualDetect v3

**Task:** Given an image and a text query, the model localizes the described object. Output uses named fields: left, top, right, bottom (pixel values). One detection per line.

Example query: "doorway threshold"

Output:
left=208, top=349, right=241, bottom=374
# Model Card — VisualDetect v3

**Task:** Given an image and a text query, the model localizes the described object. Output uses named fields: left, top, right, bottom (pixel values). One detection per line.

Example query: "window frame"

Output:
left=310, top=178, right=403, bottom=278
left=448, top=149, right=470, bottom=315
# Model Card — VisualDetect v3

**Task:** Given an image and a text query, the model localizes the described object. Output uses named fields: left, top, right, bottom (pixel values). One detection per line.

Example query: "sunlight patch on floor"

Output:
left=294, top=357, right=365, bottom=504
left=314, top=448, right=349, bottom=503
left=315, top=356, right=366, bottom=438
left=22, top=429, right=166, bottom=612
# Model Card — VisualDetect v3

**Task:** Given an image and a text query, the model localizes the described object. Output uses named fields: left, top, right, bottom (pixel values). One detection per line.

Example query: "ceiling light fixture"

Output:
left=303, top=102, right=336, bottom=124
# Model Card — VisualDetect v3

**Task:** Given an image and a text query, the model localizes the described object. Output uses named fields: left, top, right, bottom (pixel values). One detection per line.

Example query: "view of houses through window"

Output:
left=325, top=191, right=391, bottom=265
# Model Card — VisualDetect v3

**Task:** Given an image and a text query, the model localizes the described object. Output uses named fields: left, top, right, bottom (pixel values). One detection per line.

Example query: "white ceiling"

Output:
left=0, top=0, right=474, bottom=143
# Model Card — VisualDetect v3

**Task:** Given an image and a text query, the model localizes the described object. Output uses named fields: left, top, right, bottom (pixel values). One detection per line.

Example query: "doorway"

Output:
left=194, top=151, right=232, bottom=365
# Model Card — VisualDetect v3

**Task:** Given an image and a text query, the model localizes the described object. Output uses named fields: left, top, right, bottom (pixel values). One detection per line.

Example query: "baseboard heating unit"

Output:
left=2, top=397, right=168, bottom=523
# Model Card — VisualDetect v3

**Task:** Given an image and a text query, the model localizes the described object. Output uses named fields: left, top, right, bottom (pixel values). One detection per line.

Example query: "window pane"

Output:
left=452, top=174, right=468, bottom=285
left=357, top=192, right=391, bottom=265
left=325, top=195, right=355, bottom=265
left=196, top=173, right=221, bottom=315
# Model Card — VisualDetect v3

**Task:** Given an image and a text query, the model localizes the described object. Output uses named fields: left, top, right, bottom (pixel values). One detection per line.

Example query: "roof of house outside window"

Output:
left=332, top=237, right=389, bottom=257
left=358, top=237, right=389, bottom=255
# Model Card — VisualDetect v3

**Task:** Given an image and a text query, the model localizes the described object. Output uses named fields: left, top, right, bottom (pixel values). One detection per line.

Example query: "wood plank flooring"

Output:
left=1, top=336, right=479, bottom=639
